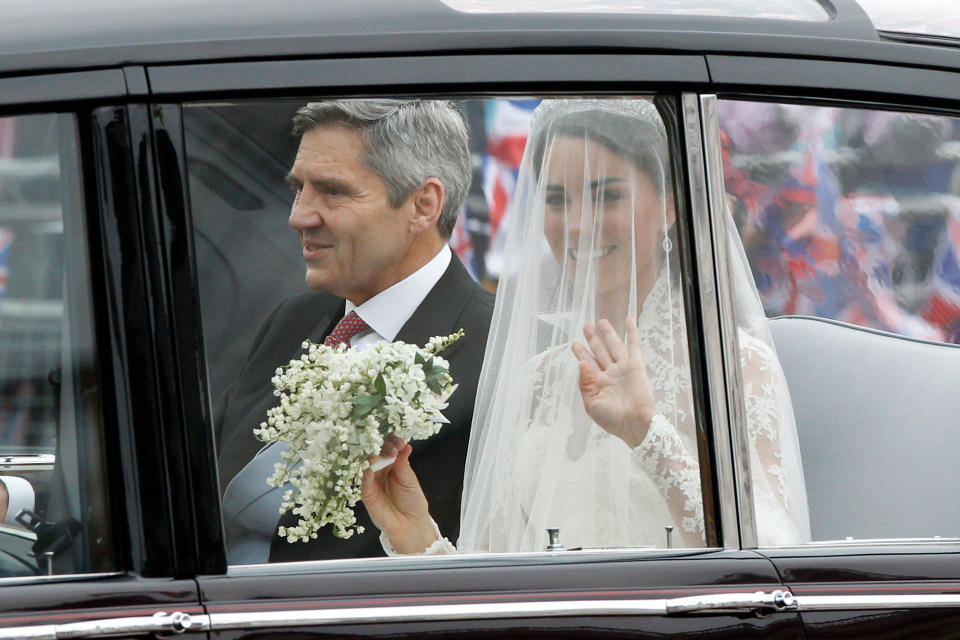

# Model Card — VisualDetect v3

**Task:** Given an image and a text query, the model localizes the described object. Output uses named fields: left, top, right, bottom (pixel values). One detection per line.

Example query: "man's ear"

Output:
left=409, top=177, right=445, bottom=235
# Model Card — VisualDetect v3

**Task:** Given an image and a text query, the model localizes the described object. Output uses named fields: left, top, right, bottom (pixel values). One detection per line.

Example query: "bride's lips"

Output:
left=568, top=245, right=616, bottom=261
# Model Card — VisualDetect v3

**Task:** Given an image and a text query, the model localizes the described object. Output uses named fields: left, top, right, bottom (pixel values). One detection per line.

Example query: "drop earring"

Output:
left=662, top=226, right=673, bottom=253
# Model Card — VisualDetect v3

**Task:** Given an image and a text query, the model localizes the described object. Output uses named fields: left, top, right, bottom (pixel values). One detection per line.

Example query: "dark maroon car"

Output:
left=0, top=0, right=959, bottom=638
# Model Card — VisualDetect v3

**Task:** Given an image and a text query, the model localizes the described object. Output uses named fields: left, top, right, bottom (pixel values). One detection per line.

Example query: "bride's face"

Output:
left=542, top=135, right=671, bottom=301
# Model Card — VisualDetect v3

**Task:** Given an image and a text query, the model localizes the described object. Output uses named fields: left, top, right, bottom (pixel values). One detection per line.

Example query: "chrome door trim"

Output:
left=794, top=594, right=960, bottom=610
left=697, top=93, right=757, bottom=549
left=0, top=612, right=200, bottom=640
left=8, top=592, right=960, bottom=637
left=209, top=600, right=668, bottom=628
left=681, top=93, right=740, bottom=550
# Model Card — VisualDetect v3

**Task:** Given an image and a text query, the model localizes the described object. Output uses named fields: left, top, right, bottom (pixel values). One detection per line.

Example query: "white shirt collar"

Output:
left=345, top=244, right=452, bottom=342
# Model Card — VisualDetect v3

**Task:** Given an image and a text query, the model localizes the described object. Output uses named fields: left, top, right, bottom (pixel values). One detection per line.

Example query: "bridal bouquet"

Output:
left=254, top=330, right=463, bottom=542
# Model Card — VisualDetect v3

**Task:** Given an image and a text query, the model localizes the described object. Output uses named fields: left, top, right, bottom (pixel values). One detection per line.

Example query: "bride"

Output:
left=362, top=98, right=810, bottom=554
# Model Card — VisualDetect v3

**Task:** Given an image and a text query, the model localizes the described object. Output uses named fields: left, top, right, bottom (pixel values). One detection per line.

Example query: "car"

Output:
left=0, top=0, right=959, bottom=638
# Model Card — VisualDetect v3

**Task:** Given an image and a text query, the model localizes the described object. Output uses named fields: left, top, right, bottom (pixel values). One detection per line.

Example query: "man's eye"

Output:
left=318, top=183, right=343, bottom=197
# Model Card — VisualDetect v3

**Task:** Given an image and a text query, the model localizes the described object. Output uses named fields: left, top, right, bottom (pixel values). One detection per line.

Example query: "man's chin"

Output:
left=304, top=270, right=335, bottom=293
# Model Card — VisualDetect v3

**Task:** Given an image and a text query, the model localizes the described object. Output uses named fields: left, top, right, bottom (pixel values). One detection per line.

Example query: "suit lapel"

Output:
left=306, top=298, right=345, bottom=345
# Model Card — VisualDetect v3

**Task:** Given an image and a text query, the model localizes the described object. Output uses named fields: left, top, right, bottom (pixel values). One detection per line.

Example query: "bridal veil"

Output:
left=457, top=98, right=810, bottom=552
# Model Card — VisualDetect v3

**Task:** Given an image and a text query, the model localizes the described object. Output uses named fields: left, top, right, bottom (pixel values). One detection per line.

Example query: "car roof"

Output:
left=2, top=0, right=959, bottom=78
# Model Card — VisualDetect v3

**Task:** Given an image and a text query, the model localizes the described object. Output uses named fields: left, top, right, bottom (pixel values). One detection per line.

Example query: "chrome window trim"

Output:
left=766, top=537, right=960, bottom=550
left=0, top=571, right=123, bottom=588
left=227, top=546, right=715, bottom=576
left=697, top=93, right=757, bottom=549
left=681, top=93, right=740, bottom=550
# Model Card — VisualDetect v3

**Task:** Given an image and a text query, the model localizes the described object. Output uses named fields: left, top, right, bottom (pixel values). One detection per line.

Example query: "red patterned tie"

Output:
left=324, top=310, right=370, bottom=348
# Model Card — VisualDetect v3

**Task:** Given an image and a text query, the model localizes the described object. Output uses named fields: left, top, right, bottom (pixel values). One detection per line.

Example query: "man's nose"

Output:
left=289, top=192, right=322, bottom=231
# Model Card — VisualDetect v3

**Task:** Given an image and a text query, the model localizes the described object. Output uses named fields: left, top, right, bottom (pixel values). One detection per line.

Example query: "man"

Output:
left=215, top=100, right=494, bottom=563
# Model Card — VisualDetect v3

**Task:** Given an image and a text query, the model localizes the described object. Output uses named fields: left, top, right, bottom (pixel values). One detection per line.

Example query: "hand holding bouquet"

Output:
left=254, top=330, right=463, bottom=542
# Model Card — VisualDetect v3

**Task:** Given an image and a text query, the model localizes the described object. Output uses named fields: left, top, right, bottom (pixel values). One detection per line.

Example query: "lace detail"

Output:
left=740, top=334, right=789, bottom=509
left=473, top=270, right=806, bottom=550
left=380, top=518, right=457, bottom=556
left=635, top=414, right=705, bottom=541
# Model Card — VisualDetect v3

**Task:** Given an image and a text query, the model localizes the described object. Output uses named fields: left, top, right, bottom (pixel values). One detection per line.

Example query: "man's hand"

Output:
left=361, top=435, right=438, bottom=554
left=572, top=318, right=658, bottom=449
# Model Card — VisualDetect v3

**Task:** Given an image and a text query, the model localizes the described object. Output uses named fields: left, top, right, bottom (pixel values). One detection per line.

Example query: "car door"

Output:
left=0, top=72, right=204, bottom=637
left=147, top=49, right=806, bottom=638
left=706, top=49, right=960, bottom=636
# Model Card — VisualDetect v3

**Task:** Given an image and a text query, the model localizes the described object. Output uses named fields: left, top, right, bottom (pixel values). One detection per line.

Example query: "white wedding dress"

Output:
left=382, top=98, right=809, bottom=556
left=467, top=271, right=807, bottom=553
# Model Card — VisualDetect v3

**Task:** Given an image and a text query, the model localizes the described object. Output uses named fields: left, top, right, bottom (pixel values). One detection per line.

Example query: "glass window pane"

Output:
left=0, top=113, right=112, bottom=575
left=185, top=97, right=713, bottom=563
left=719, top=99, right=960, bottom=543
left=858, top=0, right=960, bottom=41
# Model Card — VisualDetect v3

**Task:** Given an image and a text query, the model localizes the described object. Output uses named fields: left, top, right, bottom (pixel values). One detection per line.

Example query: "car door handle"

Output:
left=665, top=590, right=797, bottom=614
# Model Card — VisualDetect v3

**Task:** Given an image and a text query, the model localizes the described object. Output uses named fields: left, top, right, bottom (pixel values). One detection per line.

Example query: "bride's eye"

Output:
left=598, top=189, right=623, bottom=205
left=545, top=190, right=569, bottom=208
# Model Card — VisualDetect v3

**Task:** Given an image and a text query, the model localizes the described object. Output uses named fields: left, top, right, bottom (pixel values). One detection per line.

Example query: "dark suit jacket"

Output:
left=214, top=255, right=494, bottom=561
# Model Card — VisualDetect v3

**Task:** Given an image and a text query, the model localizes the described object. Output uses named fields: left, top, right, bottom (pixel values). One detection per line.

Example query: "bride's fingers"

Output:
left=625, top=316, right=642, bottom=359
left=571, top=340, right=597, bottom=370
left=583, top=321, right=612, bottom=369
left=597, top=318, right=628, bottom=362
left=380, top=434, right=406, bottom=458
left=391, top=444, right=423, bottom=491
left=575, top=356, right=598, bottom=394
left=360, top=468, right=378, bottom=501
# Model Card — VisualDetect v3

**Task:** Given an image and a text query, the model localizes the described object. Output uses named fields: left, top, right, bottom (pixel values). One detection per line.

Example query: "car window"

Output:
left=183, top=96, right=734, bottom=564
left=0, top=113, right=112, bottom=576
left=718, top=99, right=960, bottom=543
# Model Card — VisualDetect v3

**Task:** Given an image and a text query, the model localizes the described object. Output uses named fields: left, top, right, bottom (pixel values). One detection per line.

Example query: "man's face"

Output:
left=287, top=125, right=417, bottom=303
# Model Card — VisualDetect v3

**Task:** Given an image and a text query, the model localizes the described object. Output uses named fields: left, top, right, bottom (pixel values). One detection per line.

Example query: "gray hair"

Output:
left=292, top=100, right=471, bottom=238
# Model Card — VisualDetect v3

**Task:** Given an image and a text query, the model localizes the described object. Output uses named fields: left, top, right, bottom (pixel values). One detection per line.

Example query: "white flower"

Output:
left=256, top=330, right=463, bottom=541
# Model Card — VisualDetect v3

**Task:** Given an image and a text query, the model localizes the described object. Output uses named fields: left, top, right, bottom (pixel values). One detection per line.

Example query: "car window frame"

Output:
left=0, top=79, right=208, bottom=636
left=705, top=89, right=960, bottom=553
left=169, top=89, right=732, bottom=572
left=145, top=51, right=750, bottom=573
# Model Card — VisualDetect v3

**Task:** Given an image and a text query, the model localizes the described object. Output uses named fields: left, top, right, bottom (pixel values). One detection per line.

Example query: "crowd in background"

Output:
left=451, top=99, right=960, bottom=345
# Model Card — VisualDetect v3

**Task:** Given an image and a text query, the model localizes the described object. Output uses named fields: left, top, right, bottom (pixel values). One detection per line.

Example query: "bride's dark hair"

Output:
left=528, top=103, right=671, bottom=196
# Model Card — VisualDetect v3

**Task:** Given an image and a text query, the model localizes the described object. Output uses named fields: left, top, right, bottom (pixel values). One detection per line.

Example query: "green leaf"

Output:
left=374, top=373, right=387, bottom=396
left=425, top=370, right=444, bottom=394
left=415, top=352, right=426, bottom=366
left=351, top=393, right=382, bottom=419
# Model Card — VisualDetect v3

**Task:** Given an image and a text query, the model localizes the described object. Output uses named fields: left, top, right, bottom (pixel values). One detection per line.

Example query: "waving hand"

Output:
left=571, top=318, right=658, bottom=448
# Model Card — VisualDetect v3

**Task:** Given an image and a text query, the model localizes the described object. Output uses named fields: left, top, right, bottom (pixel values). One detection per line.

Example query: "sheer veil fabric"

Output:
left=457, top=98, right=810, bottom=553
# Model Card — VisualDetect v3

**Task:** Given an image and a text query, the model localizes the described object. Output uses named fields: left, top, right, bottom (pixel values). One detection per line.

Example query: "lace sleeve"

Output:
left=739, top=332, right=810, bottom=545
left=379, top=517, right=458, bottom=556
left=633, top=414, right=705, bottom=546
